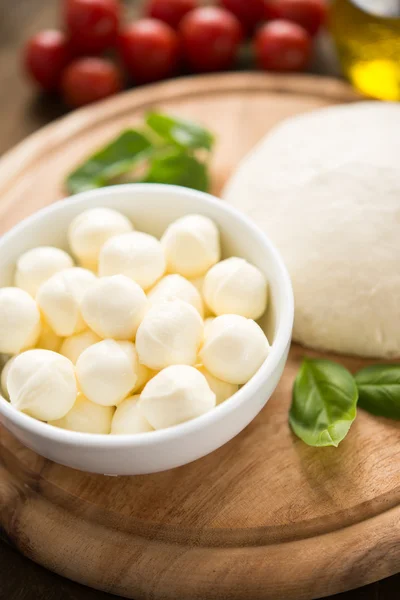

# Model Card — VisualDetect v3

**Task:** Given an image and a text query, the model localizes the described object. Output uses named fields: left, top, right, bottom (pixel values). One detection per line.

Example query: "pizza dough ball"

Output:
left=0, top=288, right=41, bottom=354
left=223, top=101, right=400, bottom=358
left=200, top=315, right=270, bottom=384
left=203, top=257, right=268, bottom=320
left=76, top=340, right=139, bottom=406
left=15, top=246, right=74, bottom=297
left=37, top=267, right=97, bottom=337
left=68, top=207, right=133, bottom=270
left=1, top=356, right=17, bottom=400
left=59, top=330, right=102, bottom=364
left=136, top=299, right=203, bottom=370
left=111, top=395, right=153, bottom=434
left=148, top=274, right=203, bottom=316
left=8, top=350, right=77, bottom=421
left=81, top=274, right=148, bottom=340
left=161, top=214, right=220, bottom=278
left=197, top=365, right=239, bottom=405
left=49, top=392, right=114, bottom=434
left=139, top=365, right=216, bottom=429
left=99, top=231, right=165, bottom=290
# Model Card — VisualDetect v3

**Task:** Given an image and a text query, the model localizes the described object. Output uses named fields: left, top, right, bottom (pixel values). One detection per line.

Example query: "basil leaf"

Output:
left=289, top=358, right=358, bottom=447
left=66, top=130, right=153, bottom=194
left=355, top=365, right=400, bottom=419
left=146, top=112, right=214, bottom=151
left=143, top=148, right=209, bottom=192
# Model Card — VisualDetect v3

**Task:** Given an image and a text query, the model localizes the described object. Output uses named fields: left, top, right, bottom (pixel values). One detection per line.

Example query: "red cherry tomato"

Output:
left=179, top=7, right=243, bottom=72
left=254, top=20, right=311, bottom=71
left=146, top=0, right=197, bottom=29
left=220, top=0, right=264, bottom=34
left=23, top=30, right=71, bottom=91
left=263, top=0, right=327, bottom=36
left=64, top=0, right=121, bottom=54
left=61, top=57, right=122, bottom=107
left=118, top=19, right=180, bottom=83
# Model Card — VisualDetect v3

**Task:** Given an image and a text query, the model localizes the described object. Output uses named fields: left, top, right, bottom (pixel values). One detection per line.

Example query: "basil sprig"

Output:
left=355, top=364, right=400, bottom=419
left=65, top=112, right=214, bottom=194
left=290, top=358, right=400, bottom=447
left=290, top=359, right=358, bottom=447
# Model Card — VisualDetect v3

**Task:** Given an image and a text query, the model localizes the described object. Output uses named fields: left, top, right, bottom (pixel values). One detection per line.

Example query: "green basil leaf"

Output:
left=146, top=112, right=214, bottom=151
left=143, top=148, right=209, bottom=192
left=355, top=364, right=400, bottom=419
left=66, top=130, right=153, bottom=194
left=289, top=358, right=358, bottom=447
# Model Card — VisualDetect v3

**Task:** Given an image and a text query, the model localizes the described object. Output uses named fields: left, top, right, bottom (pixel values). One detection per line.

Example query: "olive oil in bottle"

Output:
left=330, top=1, right=400, bottom=100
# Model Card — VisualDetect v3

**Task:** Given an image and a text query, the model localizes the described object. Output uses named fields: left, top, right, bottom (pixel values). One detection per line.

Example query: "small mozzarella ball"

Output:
left=8, top=350, right=77, bottom=421
left=60, top=330, right=101, bottom=364
left=81, top=274, right=148, bottom=340
left=148, top=274, right=203, bottom=316
left=111, top=395, right=153, bottom=434
left=203, top=257, right=268, bottom=320
left=161, top=214, right=220, bottom=278
left=68, top=208, right=133, bottom=270
left=36, top=321, right=62, bottom=352
left=139, top=365, right=216, bottom=430
left=200, top=315, right=270, bottom=385
left=132, top=362, right=156, bottom=395
left=99, top=231, right=165, bottom=290
left=15, top=246, right=74, bottom=297
left=0, top=288, right=41, bottom=354
left=190, top=275, right=214, bottom=317
left=1, top=356, right=16, bottom=400
left=197, top=365, right=238, bottom=405
left=76, top=340, right=138, bottom=406
left=49, top=392, right=114, bottom=434
left=37, top=267, right=97, bottom=337
left=204, top=317, right=215, bottom=337
left=136, top=299, right=203, bottom=370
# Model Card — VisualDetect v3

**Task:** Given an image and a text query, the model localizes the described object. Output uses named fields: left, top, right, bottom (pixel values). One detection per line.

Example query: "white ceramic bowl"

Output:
left=0, top=184, right=293, bottom=475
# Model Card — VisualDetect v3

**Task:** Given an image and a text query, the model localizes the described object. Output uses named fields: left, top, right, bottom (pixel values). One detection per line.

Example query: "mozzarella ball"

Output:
left=111, top=395, right=153, bottom=434
left=76, top=340, right=139, bottom=406
left=200, top=315, right=270, bottom=384
left=81, top=274, right=148, bottom=340
left=204, top=317, right=215, bottom=337
left=0, top=288, right=41, bottom=354
left=1, top=356, right=16, bottom=400
left=136, top=299, right=203, bottom=370
left=8, top=350, right=77, bottom=421
left=161, top=214, right=220, bottom=278
left=132, top=362, right=156, bottom=395
left=139, top=365, right=216, bottom=429
left=68, top=208, right=133, bottom=270
left=60, top=330, right=101, bottom=364
left=148, top=274, right=203, bottom=316
left=49, top=392, right=114, bottom=434
left=99, top=231, right=165, bottom=290
left=36, top=321, right=62, bottom=352
left=197, top=365, right=238, bottom=405
left=15, top=246, right=74, bottom=297
left=37, top=267, right=97, bottom=337
left=203, top=257, right=268, bottom=320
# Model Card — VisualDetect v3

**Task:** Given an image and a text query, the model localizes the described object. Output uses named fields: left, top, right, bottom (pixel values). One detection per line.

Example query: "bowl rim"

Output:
left=0, top=183, right=294, bottom=447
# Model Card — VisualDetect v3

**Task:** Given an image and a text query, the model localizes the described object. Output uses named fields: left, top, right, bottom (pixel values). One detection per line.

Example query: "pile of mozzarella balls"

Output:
left=0, top=208, right=270, bottom=435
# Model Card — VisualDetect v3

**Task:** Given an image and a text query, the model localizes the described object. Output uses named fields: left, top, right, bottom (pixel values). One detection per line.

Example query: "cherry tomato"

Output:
left=179, top=7, right=243, bottom=72
left=263, top=0, right=327, bottom=36
left=146, top=0, right=197, bottom=29
left=23, top=30, right=71, bottom=91
left=220, top=0, right=264, bottom=34
left=254, top=20, right=311, bottom=71
left=64, top=0, right=121, bottom=54
left=118, top=19, right=180, bottom=83
left=61, top=57, right=122, bottom=107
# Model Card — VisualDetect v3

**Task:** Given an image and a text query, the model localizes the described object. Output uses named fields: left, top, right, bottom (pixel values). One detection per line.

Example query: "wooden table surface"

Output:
left=0, top=1, right=398, bottom=599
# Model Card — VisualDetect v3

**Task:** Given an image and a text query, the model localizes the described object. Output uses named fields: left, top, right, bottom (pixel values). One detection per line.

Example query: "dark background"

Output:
left=0, top=1, right=398, bottom=598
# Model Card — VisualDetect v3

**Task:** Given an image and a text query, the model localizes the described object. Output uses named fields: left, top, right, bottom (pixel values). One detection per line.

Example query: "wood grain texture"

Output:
left=0, top=73, right=399, bottom=600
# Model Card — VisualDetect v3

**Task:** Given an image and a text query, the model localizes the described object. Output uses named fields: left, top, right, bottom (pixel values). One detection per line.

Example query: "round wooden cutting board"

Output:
left=0, top=73, right=399, bottom=600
